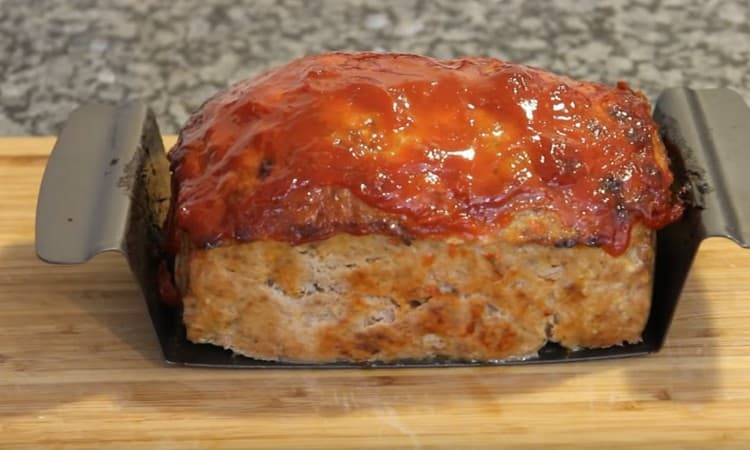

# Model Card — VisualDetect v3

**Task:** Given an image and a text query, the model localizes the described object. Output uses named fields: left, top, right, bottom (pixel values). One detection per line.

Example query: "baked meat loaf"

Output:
left=164, top=52, right=683, bottom=363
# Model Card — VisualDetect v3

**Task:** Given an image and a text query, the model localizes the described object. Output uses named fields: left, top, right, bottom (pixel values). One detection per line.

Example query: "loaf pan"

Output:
left=34, top=88, right=750, bottom=368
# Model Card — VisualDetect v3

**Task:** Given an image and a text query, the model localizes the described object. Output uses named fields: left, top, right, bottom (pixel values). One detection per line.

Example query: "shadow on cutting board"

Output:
left=0, top=242, right=720, bottom=419
left=621, top=240, right=722, bottom=405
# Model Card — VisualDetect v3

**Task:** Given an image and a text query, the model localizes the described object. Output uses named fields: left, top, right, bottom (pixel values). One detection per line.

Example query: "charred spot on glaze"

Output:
left=202, top=237, right=224, bottom=249
left=555, top=239, right=577, bottom=248
left=290, top=223, right=327, bottom=242
left=585, top=235, right=602, bottom=247
left=258, top=159, right=273, bottom=179
left=600, top=175, right=623, bottom=194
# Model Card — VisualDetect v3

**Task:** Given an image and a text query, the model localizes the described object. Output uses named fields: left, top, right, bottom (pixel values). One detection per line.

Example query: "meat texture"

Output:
left=178, top=226, right=654, bottom=362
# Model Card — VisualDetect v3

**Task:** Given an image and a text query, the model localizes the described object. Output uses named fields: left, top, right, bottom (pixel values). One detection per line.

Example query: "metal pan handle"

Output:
left=654, top=88, right=750, bottom=248
left=35, top=101, right=162, bottom=263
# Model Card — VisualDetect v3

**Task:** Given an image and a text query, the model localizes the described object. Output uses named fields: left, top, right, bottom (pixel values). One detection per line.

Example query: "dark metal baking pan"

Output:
left=34, top=87, right=750, bottom=368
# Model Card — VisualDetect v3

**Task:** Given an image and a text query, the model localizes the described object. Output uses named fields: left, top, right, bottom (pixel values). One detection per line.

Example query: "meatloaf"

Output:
left=163, top=52, right=683, bottom=363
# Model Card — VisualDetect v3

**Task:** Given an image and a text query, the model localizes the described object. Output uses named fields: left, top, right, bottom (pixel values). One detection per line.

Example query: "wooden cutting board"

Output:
left=2, top=137, right=750, bottom=449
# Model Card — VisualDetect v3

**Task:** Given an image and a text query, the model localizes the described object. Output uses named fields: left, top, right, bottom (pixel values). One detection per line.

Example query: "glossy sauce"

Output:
left=166, top=52, right=683, bottom=256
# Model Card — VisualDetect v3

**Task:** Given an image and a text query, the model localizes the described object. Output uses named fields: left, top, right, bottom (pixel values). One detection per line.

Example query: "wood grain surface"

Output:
left=1, top=137, right=750, bottom=449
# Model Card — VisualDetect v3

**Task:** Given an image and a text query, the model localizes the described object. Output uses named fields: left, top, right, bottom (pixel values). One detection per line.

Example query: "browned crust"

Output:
left=178, top=224, right=654, bottom=363
left=166, top=53, right=682, bottom=254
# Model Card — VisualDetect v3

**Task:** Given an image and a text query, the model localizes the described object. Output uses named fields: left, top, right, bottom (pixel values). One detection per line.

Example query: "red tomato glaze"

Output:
left=166, top=52, right=683, bottom=256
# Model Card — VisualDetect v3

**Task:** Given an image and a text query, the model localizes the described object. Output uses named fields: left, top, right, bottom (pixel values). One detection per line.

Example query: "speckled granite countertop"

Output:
left=1, top=0, right=748, bottom=136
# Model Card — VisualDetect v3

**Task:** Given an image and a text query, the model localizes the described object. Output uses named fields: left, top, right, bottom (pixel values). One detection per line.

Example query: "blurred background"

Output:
left=1, top=0, right=748, bottom=136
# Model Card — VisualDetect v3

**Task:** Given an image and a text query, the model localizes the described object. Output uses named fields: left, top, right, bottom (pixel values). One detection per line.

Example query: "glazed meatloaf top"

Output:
left=165, top=52, right=683, bottom=255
